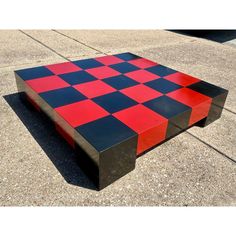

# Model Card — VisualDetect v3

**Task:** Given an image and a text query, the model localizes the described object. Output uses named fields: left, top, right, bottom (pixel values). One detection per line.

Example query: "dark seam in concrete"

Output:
left=52, top=29, right=107, bottom=55
left=223, top=107, right=236, bottom=115
left=186, top=131, right=236, bottom=164
left=19, top=30, right=70, bottom=61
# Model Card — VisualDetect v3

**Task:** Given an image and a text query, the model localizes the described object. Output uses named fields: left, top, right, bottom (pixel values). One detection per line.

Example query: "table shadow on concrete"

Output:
left=3, top=92, right=212, bottom=191
left=3, top=93, right=97, bottom=191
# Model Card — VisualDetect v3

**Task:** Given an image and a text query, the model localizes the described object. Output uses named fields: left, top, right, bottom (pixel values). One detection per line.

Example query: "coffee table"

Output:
left=15, top=52, right=228, bottom=190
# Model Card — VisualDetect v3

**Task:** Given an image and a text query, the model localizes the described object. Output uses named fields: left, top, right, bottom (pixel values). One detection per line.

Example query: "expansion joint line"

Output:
left=19, top=30, right=70, bottom=61
left=52, top=29, right=107, bottom=55
left=186, top=131, right=236, bottom=164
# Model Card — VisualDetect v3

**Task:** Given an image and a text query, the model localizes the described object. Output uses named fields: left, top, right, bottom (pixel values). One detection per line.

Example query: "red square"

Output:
left=125, top=69, right=160, bottom=83
left=120, top=84, right=162, bottom=103
left=164, top=72, right=200, bottom=86
left=73, top=80, right=116, bottom=99
left=167, top=88, right=212, bottom=125
left=167, top=88, right=211, bottom=107
left=128, top=58, right=158, bottom=69
left=45, top=62, right=81, bottom=75
left=95, top=55, right=124, bottom=65
left=189, top=101, right=212, bottom=125
left=113, top=104, right=168, bottom=154
left=86, top=66, right=121, bottom=79
left=26, top=75, right=70, bottom=93
left=55, top=99, right=109, bottom=127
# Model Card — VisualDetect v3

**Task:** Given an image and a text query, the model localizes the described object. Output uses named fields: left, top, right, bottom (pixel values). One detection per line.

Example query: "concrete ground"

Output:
left=0, top=30, right=236, bottom=206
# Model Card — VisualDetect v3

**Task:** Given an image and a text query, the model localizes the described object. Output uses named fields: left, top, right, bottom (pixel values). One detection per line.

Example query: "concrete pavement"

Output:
left=0, top=30, right=235, bottom=206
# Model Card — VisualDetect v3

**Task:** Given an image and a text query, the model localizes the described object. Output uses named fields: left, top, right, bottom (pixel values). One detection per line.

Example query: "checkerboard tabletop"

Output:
left=15, top=52, right=228, bottom=189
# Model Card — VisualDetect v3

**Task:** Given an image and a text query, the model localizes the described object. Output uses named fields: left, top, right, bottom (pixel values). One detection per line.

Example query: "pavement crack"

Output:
left=52, top=29, right=107, bottom=55
left=19, top=30, right=70, bottom=61
left=186, top=131, right=236, bottom=164
left=223, top=107, right=236, bottom=115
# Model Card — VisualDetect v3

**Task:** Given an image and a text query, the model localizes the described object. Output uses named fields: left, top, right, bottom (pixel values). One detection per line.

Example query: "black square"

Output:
left=114, top=52, right=141, bottom=61
left=144, top=95, right=191, bottom=119
left=76, top=115, right=137, bottom=152
left=187, top=81, right=228, bottom=98
left=59, top=71, right=97, bottom=85
left=103, top=75, right=139, bottom=90
left=145, top=78, right=182, bottom=94
left=146, top=65, right=176, bottom=77
left=39, top=87, right=86, bottom=108
left=72, top=58, right=104, bottom=69
left=110, top=62, right=139, bottom=73
left=92, top=91, right=138, bottom=113
left=144, top=96, right=191, bottom=138
left=16, top=66, right=54, bottom=81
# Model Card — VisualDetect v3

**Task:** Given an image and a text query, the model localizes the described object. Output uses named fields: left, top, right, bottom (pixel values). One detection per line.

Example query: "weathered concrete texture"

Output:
left=23, top=30, right=101, bottom=59
left=57, top=30, right=191, bottom=53
left=0, top=30, right=235, bottom=206
left=133, top=39, right=236, bottom=113
left=0, top=30, right=62, bottom=68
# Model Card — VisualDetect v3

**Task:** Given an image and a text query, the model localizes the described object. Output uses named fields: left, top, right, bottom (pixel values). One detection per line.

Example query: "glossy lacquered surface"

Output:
left=15, top=52, right=228, bottom=190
